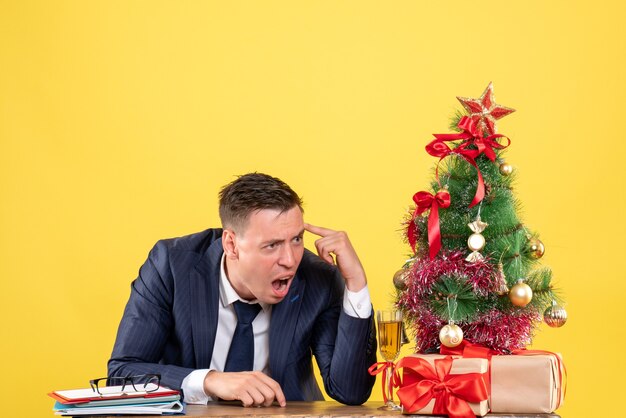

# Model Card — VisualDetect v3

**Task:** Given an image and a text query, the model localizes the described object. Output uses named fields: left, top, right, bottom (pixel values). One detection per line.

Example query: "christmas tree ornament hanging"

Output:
left=499, top=162, right=513, bottom=176
left=544, top=301, right=567, bottom=328
left=467, top=222, right=487, bottom=251
left=509, top=280, right=533, bottom=307
left=439, top=322, right=464, bottom=348
left=457, top=82, right=516, bottom=135
left=466, top=216, right=489, bottom=262
left=494, top=262, right=510, bottom=295
left=527, top=238, right=545, bottom=259
left=393, top=267, right=411, bottom=290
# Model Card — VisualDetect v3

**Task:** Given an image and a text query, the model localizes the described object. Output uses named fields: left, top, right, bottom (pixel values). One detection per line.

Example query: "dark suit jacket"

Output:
left=108, top=229, right=377, bottom=405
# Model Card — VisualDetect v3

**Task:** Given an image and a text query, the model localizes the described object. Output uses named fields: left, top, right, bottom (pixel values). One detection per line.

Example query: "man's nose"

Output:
left=278, top=244, right=296, bottom=268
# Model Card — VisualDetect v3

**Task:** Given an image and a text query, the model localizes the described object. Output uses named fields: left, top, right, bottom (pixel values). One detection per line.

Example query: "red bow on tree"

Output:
left=454, top=116, right=510, bottom=162
left=396, top=356, right=488, bottom=418
left=425, top=116, right=510, bottom=208
left=412, top=190, right=451, bottom=260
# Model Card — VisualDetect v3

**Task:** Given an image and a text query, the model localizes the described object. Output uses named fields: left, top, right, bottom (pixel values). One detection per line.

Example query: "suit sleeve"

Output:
left=107, top=241, right=194, bottom=391
left=311, top=267, right=377, bottom=405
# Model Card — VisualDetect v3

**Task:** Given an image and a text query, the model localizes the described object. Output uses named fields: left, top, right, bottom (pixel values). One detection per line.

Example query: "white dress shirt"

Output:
left=181, top=254, right=372, bottom=404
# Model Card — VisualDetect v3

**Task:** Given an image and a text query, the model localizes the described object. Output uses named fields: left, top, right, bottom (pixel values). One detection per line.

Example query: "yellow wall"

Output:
left=1, top=1, right=623, bottom=416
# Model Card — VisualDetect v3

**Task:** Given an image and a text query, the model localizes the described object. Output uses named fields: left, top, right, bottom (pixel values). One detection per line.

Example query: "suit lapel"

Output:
left=269, top=273, right=304, bottom=383
left=190, top=239, right=223, bottom=369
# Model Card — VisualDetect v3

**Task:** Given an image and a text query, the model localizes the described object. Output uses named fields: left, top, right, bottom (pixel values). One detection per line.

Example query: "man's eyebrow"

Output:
left=261, top=238, right=284, bottom=246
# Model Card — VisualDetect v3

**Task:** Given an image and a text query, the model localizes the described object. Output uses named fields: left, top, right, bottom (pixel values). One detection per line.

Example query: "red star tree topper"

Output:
left=456, top=82, right=515, bottom=135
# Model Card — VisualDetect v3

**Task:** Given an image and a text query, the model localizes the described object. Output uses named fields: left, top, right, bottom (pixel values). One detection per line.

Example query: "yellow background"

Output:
left=1, top=1, right=623, bottom=416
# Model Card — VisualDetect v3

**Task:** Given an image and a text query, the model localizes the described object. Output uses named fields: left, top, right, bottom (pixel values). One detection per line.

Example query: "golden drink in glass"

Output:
left=377, top=310, right=402, bottom=411
left=379, top=320, right=402, bottom=361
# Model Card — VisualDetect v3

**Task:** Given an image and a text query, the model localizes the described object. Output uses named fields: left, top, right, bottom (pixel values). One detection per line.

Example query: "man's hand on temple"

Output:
left=304, top=223, right=367, bottom=292
left=203, top=371, right=287, bottom=407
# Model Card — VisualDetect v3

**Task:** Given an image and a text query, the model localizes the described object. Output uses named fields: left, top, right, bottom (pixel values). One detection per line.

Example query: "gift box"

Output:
left=396, top=354, right=489, bottom=417
left=490, top=352, right=565, bottom=413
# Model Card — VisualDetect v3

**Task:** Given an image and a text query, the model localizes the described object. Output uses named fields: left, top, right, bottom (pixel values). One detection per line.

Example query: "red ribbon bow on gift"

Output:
left=440, top=339, right=500, bottom=392
left=395, top=356, right=488, bottom=418
left=412, top=190, right=451, bottom=259
left=425, top=116, right=510, bottom=208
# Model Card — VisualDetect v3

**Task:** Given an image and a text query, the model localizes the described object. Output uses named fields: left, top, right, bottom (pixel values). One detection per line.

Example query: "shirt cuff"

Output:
left=343, top=284, right=372, bottom=318
left=181, top=369, right=211, bottom=404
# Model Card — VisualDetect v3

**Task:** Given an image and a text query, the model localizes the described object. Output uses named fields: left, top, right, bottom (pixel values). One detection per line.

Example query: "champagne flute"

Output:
left=376, top=310, right=403, bottom=411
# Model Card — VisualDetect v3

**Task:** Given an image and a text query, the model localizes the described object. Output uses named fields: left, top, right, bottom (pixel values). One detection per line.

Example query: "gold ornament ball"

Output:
left=439, top=323, right=464, bottom=348
left=467, top=233, right=486, bottom=252
left=509, top=281, right=533, bottom=307
left=499, top=162, right=513, bottom=176
left=544, top=304, right=568, bottom=328
left=393, top=268, right=410, bottom=290
left=528, top=238, right=545, bottom=259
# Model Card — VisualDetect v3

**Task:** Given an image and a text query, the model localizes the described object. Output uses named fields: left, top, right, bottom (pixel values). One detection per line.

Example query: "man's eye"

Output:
left=293, top=236, right=302, bottom=243
left=267, top=243, right=277, bottom=249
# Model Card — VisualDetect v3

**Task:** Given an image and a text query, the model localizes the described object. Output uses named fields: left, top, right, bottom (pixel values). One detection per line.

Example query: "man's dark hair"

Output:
left=219, top=173, right=303, bottom=232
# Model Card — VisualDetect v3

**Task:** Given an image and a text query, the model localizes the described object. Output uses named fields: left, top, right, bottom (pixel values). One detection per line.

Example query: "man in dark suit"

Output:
left=108, top=173, right=377, bottom=407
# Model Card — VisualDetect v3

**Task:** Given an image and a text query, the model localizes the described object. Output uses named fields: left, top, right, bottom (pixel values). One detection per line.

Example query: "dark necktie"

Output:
left=224, top=301, right=262, bottom=372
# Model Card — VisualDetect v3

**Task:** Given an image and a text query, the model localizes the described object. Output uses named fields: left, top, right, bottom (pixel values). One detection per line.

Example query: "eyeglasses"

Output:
left=89, top=374, right=161, bottom=396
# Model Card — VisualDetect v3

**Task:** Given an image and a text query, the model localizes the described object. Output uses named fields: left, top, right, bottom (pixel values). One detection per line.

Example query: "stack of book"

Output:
left=48, top=385, right=184, bottom=416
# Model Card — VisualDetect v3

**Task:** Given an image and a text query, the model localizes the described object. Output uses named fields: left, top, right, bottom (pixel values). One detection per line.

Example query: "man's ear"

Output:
left=222, top=229, right=239, bottom=259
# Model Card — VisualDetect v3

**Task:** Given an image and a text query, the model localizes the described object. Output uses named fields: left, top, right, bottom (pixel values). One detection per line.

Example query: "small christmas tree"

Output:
left=395, top=83, right=567, bottom=353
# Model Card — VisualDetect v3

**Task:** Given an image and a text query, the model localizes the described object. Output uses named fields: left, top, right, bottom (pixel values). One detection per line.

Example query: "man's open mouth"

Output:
left=271, top=277, right=292, bottom=297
